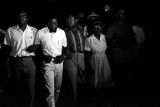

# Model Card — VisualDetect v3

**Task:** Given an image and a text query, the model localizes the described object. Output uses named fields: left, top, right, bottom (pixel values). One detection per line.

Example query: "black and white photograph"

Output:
left=0, top=0, right=158, bottom=107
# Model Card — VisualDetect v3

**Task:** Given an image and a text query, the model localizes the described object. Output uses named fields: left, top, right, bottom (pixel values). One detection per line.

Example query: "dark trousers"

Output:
left=109, top=48, right=133, bottom=91
left=10, top=57, right=36, bottom=107
left=63, top=53, right=85, bottom=105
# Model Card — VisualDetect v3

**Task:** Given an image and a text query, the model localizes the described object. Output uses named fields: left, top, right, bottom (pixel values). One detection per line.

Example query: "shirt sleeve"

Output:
left=33, top=28, right=37, bottom=39
left=3, top=29, right=11, bottom=46
left=34, top=30, right=41, bottom=45
left=62, top=31, right=67, bottom=47
left=85, top=38, right=91, bottom=51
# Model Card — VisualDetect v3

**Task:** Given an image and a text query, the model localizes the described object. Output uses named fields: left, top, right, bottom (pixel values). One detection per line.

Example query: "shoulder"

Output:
left=64, top=28, right=69, bottom=32
left=38, top=27, right=47, bottom=34
left=108, top=22, right=117, bottom=31
left=77, top=25, right=84, bottom=30
left=101, top=34, right=106, bottom=40
left=6, top=26, right=17, bottom=35
left=101, top=34, right=106, bottom=38
left=57, top=28, right=65, bottom=33
left=28, top=25, right=37, bottom=32
left=78, top=27, right=84, bottom=33
left=87, top=35, right=94, bottom=41
left=57, top=28, right=66, bottom=35
left=7, top=26, right=17, bottom=31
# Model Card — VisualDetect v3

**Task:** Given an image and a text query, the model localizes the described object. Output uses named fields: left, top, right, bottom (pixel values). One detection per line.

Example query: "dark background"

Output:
left=0, top=0, right=159, bottom=107
left=0, top=0, right=155, bottom=29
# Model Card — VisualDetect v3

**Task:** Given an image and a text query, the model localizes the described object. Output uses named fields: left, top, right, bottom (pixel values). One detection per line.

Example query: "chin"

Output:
left=53, top=29, right=57, bottom=32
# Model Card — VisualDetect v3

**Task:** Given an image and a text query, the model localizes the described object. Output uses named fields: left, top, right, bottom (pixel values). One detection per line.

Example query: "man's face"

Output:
left=67, top=16, right=77, bottom=28
left=48, top=18, right=58, bottom=32
left=18, top=12, right=29, bottom=26
left=118, top=9, right=126, bottom=20
left=104, top=5, right=111, bottom=12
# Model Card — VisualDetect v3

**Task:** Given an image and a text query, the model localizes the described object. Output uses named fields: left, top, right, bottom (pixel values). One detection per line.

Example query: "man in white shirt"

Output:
left=35, top=15, right=67, bottom=107
left=3, top=11, right=37, bottom=107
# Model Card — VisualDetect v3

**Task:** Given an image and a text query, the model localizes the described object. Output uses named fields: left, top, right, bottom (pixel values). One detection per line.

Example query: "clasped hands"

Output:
left=44, top=55, right=65, bottom=64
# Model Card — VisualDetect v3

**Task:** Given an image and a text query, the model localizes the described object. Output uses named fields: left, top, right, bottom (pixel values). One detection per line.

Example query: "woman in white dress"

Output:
left=85, top=21, right=113, bottom=87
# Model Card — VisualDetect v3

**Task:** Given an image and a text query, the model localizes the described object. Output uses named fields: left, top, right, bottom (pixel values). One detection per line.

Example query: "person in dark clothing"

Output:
left=0, top=29, right=6, bottom=98
left=101, top=4, right=116, bottom=35
left=106, top=8, right=136, bottom=91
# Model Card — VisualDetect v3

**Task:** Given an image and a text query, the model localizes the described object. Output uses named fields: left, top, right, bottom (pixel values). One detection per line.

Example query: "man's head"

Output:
left=104, top=4, right=111, bottom=12
left=117, top=9, right=126, bottom=20
left=67, top=15, right=78, bottom=28
left=48, top=16, right=58, bottom=32
left=17, top=11, right=29, bottom=26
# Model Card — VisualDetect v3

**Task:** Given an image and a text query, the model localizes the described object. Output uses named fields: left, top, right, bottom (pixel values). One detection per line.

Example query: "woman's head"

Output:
left=92, top=21, right=103, bottom=35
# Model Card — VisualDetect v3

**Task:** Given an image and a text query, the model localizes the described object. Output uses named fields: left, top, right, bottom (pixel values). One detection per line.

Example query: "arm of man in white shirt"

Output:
left=54, top=31, right=67, bottom=64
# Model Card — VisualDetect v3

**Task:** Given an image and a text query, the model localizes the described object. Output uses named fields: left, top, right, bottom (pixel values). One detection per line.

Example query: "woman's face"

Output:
left=93, top=24, right=102, bottom=35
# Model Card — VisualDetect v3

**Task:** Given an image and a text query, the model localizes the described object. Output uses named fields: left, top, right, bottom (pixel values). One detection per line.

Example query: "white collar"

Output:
left=16, top=25, right=30, bottom=31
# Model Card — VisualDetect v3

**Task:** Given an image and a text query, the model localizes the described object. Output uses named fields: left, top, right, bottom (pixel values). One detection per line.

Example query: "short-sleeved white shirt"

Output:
left=35, top=27, right=67, bottom=57
left=3, top=25, right=37, bottom=57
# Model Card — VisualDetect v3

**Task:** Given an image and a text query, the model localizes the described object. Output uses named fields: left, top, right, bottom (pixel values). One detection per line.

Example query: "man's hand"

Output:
left=26, top=44, right=40, bottom=53
left=43, top=55, right=52, bottom=63
left=54, top=55, right=65, bottom=64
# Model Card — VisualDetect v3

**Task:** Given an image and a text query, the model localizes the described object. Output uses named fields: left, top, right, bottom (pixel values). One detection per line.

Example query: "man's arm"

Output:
left=54, top=46, right=68, bottom=64
left=25, top=44, right=40, bottom=53
left=3, top=29, right=12, bottom=78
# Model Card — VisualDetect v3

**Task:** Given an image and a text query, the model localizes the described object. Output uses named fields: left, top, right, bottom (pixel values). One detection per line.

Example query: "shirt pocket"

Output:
left=25, top=35, right=34, bottom=47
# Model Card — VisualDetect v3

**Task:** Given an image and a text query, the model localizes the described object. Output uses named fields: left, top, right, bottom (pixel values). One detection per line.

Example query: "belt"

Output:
left=70, top=50, right=84, bottom=53
left=10, top=56, right=33, bottom=61
left=43, top=55, right=55, bottom=63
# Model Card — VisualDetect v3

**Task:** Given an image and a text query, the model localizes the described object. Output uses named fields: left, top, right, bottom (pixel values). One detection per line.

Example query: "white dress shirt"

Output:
left=35, top=27, right=67, bottom=57
left=3, top=25, right=37, bottom=57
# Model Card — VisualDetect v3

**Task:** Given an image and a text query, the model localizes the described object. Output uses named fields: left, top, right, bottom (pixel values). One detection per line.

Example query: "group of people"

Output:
left=0, top=4, right=147, bottom=107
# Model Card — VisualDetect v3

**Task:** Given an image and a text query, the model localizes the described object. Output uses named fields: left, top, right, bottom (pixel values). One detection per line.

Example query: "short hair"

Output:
left=16, top=10, right=29, bottom=23
left=47, top=14, right=59, bottom=23
left=67, top=14, right=78, bottom=22
left=17, top=9, right=29, bottom=17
